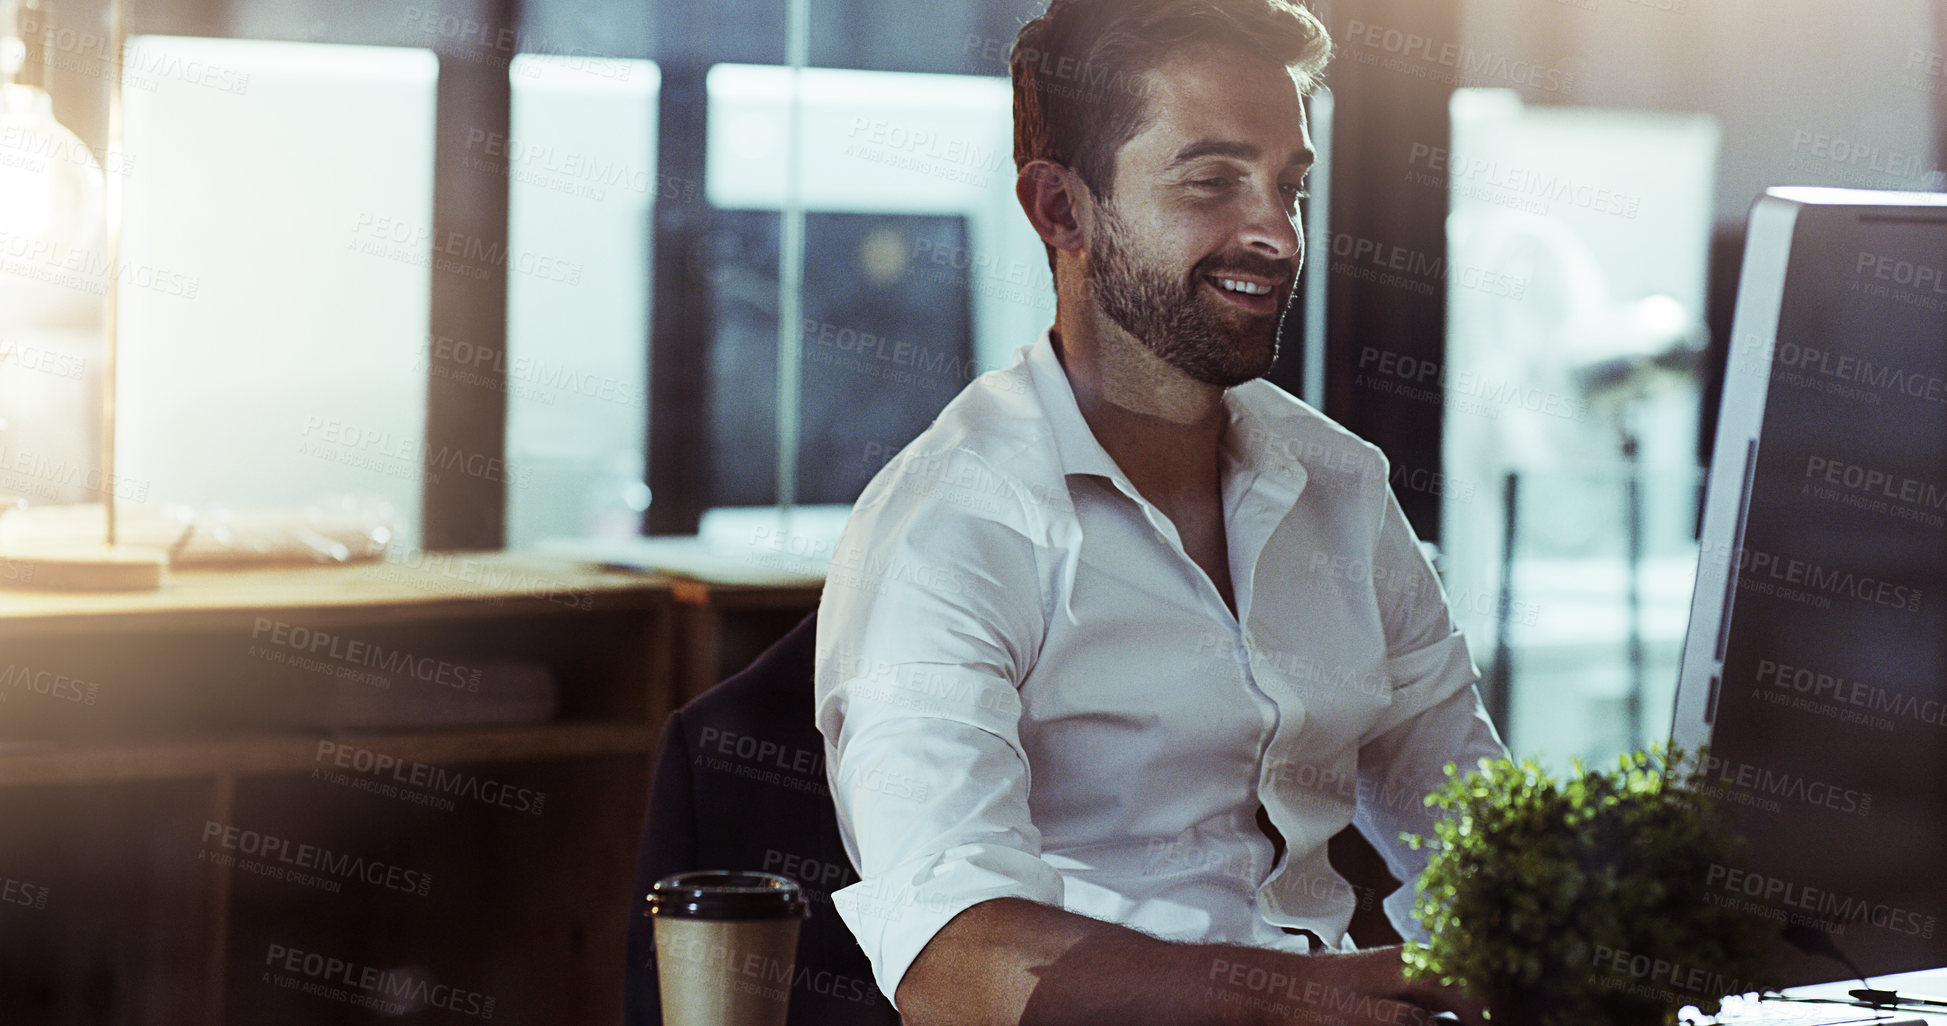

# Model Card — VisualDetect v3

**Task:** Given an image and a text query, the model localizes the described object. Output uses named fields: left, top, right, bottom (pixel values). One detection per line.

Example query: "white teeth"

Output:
left=1216, top=278, right=1273, bottom=295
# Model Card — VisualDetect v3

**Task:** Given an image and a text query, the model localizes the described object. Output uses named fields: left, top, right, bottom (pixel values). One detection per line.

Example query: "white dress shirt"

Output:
left=814, top=329, right=1507, bottom=1004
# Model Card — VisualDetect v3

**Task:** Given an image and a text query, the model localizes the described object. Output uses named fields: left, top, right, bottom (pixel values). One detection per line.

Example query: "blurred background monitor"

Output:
left=699, top=64, right=1042, bottom=512
left=116, top=37, right=438, bottom=547
left=705, top=209, right=974, bottom=506
left=1673, top=187, right=1947, bottom=985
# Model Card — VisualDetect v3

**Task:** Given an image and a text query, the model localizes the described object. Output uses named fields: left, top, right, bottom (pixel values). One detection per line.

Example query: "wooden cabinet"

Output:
left=0, top=554, right=675, bottom=1026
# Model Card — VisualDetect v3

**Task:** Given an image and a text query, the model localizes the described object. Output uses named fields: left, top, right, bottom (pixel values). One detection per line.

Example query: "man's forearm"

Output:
left=894, top=898, right=1469, bottom=1026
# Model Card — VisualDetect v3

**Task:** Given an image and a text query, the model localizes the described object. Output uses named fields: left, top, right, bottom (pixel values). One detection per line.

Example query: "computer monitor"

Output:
left=1672, top=187, right=1947, bottom=985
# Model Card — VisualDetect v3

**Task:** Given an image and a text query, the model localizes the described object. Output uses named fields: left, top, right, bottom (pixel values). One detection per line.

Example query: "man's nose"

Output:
left=1239, top=185, right=1302, bottom=262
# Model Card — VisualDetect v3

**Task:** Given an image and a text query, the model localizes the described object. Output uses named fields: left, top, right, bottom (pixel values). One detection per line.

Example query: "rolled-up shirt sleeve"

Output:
left=814, top=447, right=1065, bottom=1004
left=1352, top=485, right=1508, bottom=942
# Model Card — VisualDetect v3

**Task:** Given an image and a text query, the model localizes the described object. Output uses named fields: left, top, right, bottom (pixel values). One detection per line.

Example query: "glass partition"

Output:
left=1438, top=88, right=1720, bottom=769
left=500, top=55, right=658, bottom=548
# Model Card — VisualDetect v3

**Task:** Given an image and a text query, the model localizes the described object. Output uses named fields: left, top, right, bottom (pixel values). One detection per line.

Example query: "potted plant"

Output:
left=1402, top=747, right=1782, bottom=1026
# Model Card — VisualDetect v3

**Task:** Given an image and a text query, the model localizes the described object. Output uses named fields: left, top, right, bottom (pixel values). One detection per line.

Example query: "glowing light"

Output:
left=0, top=83, right=103, bottom=254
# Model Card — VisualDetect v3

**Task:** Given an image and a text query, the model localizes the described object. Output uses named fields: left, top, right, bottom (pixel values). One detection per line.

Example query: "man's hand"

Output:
left=1265, top=946, right=1485, bottom=1026
left=895, top=898, right=1486, bottom=1026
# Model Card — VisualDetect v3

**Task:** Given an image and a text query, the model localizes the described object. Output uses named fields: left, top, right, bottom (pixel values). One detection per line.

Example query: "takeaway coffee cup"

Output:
left=647, top=870, right=810, bottom=1026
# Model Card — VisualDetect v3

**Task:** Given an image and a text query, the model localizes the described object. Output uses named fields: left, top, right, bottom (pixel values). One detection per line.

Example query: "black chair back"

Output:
left=626, top=612, right=901, bottom=1026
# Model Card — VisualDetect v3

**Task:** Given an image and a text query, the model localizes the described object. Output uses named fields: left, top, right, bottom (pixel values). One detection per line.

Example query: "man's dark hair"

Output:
left=1010, top=0, right=1332, bottom=206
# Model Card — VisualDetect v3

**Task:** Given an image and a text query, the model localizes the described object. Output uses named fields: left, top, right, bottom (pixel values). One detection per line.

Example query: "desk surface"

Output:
left=0, top=551, right=670, bottom=634
left=1706, top=968, right=1947, bottom=1026
left=1795, top=967, right=1947, bottom=1023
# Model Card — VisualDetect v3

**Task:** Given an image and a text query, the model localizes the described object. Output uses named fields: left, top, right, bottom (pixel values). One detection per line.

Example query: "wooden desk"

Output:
left=0, top=554, right=674, bottom=1025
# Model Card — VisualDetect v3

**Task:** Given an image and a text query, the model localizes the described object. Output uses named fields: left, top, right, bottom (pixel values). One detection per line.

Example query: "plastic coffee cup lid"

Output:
left=646, top=870, right=810, bottom=921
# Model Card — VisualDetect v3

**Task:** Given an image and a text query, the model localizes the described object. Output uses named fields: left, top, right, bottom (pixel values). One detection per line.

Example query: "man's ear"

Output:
left=1016, top=159, right=1090, bottom=255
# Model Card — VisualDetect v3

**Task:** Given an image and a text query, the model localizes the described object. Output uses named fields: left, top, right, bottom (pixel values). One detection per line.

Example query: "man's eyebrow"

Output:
left=1163, top=139, right=1317, bottom=171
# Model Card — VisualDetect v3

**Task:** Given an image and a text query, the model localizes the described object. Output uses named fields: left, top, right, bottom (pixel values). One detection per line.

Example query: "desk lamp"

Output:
left=0, top=0, right=163, bottom=589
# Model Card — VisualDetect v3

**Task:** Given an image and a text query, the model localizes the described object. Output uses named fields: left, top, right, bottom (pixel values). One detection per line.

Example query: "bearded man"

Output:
left=814, top=2, right=1509, bottom=1023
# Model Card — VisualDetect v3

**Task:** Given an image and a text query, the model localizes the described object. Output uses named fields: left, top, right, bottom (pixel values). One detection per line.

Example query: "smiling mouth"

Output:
left=1210, top=276, right=1276, bottom=296
left=1203, top=273, right=1288, bottom=313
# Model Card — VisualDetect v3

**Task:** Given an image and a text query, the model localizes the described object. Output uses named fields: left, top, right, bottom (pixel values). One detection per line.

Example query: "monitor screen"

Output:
left=1673, top=188, right=1947, bottom=986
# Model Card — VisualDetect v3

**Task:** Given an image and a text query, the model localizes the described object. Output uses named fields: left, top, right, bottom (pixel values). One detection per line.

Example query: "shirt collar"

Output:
left=1023, top=327, right=1310, bottom=505
left=1024, top=328, right=1133, bottom=485
left=1223, top=389, right=1309, bottom=506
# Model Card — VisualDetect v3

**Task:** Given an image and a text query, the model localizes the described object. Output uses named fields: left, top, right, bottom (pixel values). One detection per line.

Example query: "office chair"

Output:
left=626, top=611, right=902, bottom=1026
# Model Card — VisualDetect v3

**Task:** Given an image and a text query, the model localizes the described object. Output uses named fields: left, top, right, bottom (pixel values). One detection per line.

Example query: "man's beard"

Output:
left=1085, top=203, right=1290, bottom=388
